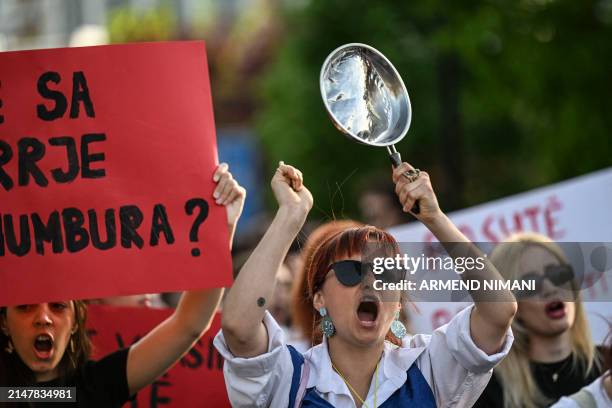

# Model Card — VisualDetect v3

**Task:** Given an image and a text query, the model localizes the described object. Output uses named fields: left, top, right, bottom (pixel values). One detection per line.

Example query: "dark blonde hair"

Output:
left=492, top=233, right=600, bottom=408
left=0, top=300, right=92, bottom=386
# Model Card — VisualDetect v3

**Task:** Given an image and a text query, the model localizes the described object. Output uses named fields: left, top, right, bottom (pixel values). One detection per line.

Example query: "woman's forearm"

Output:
left=425, top=213, right=517, bottom=341
left=391, top=163, right=516, bottom=353
left=172, top=218, right=238, bottom=336
left=426, top=213, right=509, bottom=284
left=423, top=212, right=468, bottom=244
left=221, top=206, right=306, bottom=352
left=174, top=288, right=224, bottom=337
left=127, top=287, right=224, bottom=395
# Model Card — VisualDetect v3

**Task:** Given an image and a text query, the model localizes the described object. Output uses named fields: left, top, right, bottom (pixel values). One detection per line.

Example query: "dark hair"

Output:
left=0, top=301, right=92, bottom=386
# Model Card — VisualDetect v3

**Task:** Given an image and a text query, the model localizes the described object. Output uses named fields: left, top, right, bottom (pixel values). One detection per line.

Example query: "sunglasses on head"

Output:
left=326, top=260, right=404, bottom=287
left=513, top=264, right=575, bottom=299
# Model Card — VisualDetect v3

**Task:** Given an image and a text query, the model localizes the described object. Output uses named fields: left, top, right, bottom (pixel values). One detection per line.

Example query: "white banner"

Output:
left=390, top=168, right=612, bottom=343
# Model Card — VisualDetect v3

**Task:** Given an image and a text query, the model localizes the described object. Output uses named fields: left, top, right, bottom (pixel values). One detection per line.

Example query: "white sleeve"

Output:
left=549, top=397, right=580, bottom=408
left=213, top=311, right=294, bottom=408
left=551, top=377, right=611, bottom=408
left=411, top=304, right=514, bottom=407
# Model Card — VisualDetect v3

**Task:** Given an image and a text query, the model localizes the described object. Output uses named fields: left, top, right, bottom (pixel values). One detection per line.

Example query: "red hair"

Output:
left=291, top=220, right=363, bottom=343
left=293, top=223, right=403, bottom=346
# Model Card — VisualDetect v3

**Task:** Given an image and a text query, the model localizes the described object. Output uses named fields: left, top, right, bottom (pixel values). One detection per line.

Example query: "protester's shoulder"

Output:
left=301, top=341, right=328, bottom=370
left=71, top=348, right=132, bottom=407
left=76, top=347, right=131, bottom=395
left=550, top=377, right=610, bottom=408
left=583, top=376, right=611, bottom=406
left=214, top=310, right=287, bottom=359
left=81, top=347, right=130, bottom=376
left=551, top=397, right=581, bottom=408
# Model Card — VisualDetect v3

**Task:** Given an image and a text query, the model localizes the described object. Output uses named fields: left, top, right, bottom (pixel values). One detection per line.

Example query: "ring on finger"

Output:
left=402, top=168, right=421, bottom=183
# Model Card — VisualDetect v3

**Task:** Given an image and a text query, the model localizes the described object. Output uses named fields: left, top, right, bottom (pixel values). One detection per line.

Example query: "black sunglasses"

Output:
left=326, top=260, right=404, bottom=287
left=514, top=264, right=575, bottom=298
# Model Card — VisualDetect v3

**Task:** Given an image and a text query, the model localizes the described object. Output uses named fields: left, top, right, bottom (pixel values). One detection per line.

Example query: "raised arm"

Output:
left=126, top=163, right=246, bottom=395
left=221, top=163, right=312, bottom=358
left=392, top=162, right=517, bottom=355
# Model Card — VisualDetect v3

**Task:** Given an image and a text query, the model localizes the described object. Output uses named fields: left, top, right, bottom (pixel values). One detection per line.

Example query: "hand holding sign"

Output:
left=185, top=163, right=245, bottom=257
left=213, top=163, right=246, bottom=233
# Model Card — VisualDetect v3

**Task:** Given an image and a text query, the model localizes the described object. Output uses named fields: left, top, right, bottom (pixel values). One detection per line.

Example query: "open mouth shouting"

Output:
left=544, top=301, right=566, bottom=320
left=356, top=295, right=380, bottom=328
left=33, top=333, right=55, bottom=360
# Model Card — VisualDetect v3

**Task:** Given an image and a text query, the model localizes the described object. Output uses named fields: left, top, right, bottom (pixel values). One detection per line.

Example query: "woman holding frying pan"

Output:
left=216, top=162, right=517, bottom=407
left=0, top=163, right=245, bottom=407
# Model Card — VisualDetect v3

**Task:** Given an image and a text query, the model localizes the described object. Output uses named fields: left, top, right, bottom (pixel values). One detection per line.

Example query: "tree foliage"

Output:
left=256, top=0, right=612, bottom=219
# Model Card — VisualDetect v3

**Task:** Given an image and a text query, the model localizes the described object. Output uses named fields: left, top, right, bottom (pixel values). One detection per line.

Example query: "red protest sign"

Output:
left=0, top=42, right=232, bottom=306
left=86, top=305, right=230, bottom=407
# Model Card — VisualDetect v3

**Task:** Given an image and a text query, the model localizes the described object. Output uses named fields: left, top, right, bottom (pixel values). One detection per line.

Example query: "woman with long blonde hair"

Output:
left=474, top=233, right=602, bottom=408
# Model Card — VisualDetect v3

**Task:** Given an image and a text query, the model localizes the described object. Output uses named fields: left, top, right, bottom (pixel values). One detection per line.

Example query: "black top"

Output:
left=25, top=348, right=132, bottom=408
left=473, top=353, right=602, bottom=407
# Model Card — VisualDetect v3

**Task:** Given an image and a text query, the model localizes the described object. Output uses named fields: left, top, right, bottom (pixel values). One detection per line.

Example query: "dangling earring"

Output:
left=5, top=338, right=14, bottom=354
left=319, top=307, right=335, bottom=338
left=390, top=311, right=407, bottom=339
left=70, top=337, right=75, bottom=354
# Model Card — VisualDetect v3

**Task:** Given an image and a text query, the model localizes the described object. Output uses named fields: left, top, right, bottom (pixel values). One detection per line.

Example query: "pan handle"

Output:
left=389, top=151, right=402, bottom=167
left=387, top=146, right=420, bottom=214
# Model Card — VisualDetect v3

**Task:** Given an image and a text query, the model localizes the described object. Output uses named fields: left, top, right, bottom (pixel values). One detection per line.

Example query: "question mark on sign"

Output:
left=185, top=198, right=209, bottom=257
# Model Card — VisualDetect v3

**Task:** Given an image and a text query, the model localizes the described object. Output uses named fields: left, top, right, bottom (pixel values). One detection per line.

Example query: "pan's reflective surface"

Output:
left=321, top=44, right=411, bottom=147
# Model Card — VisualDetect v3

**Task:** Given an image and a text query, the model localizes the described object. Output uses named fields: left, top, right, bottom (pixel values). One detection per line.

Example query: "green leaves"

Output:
left=255, top=0, right=611, bottom=218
